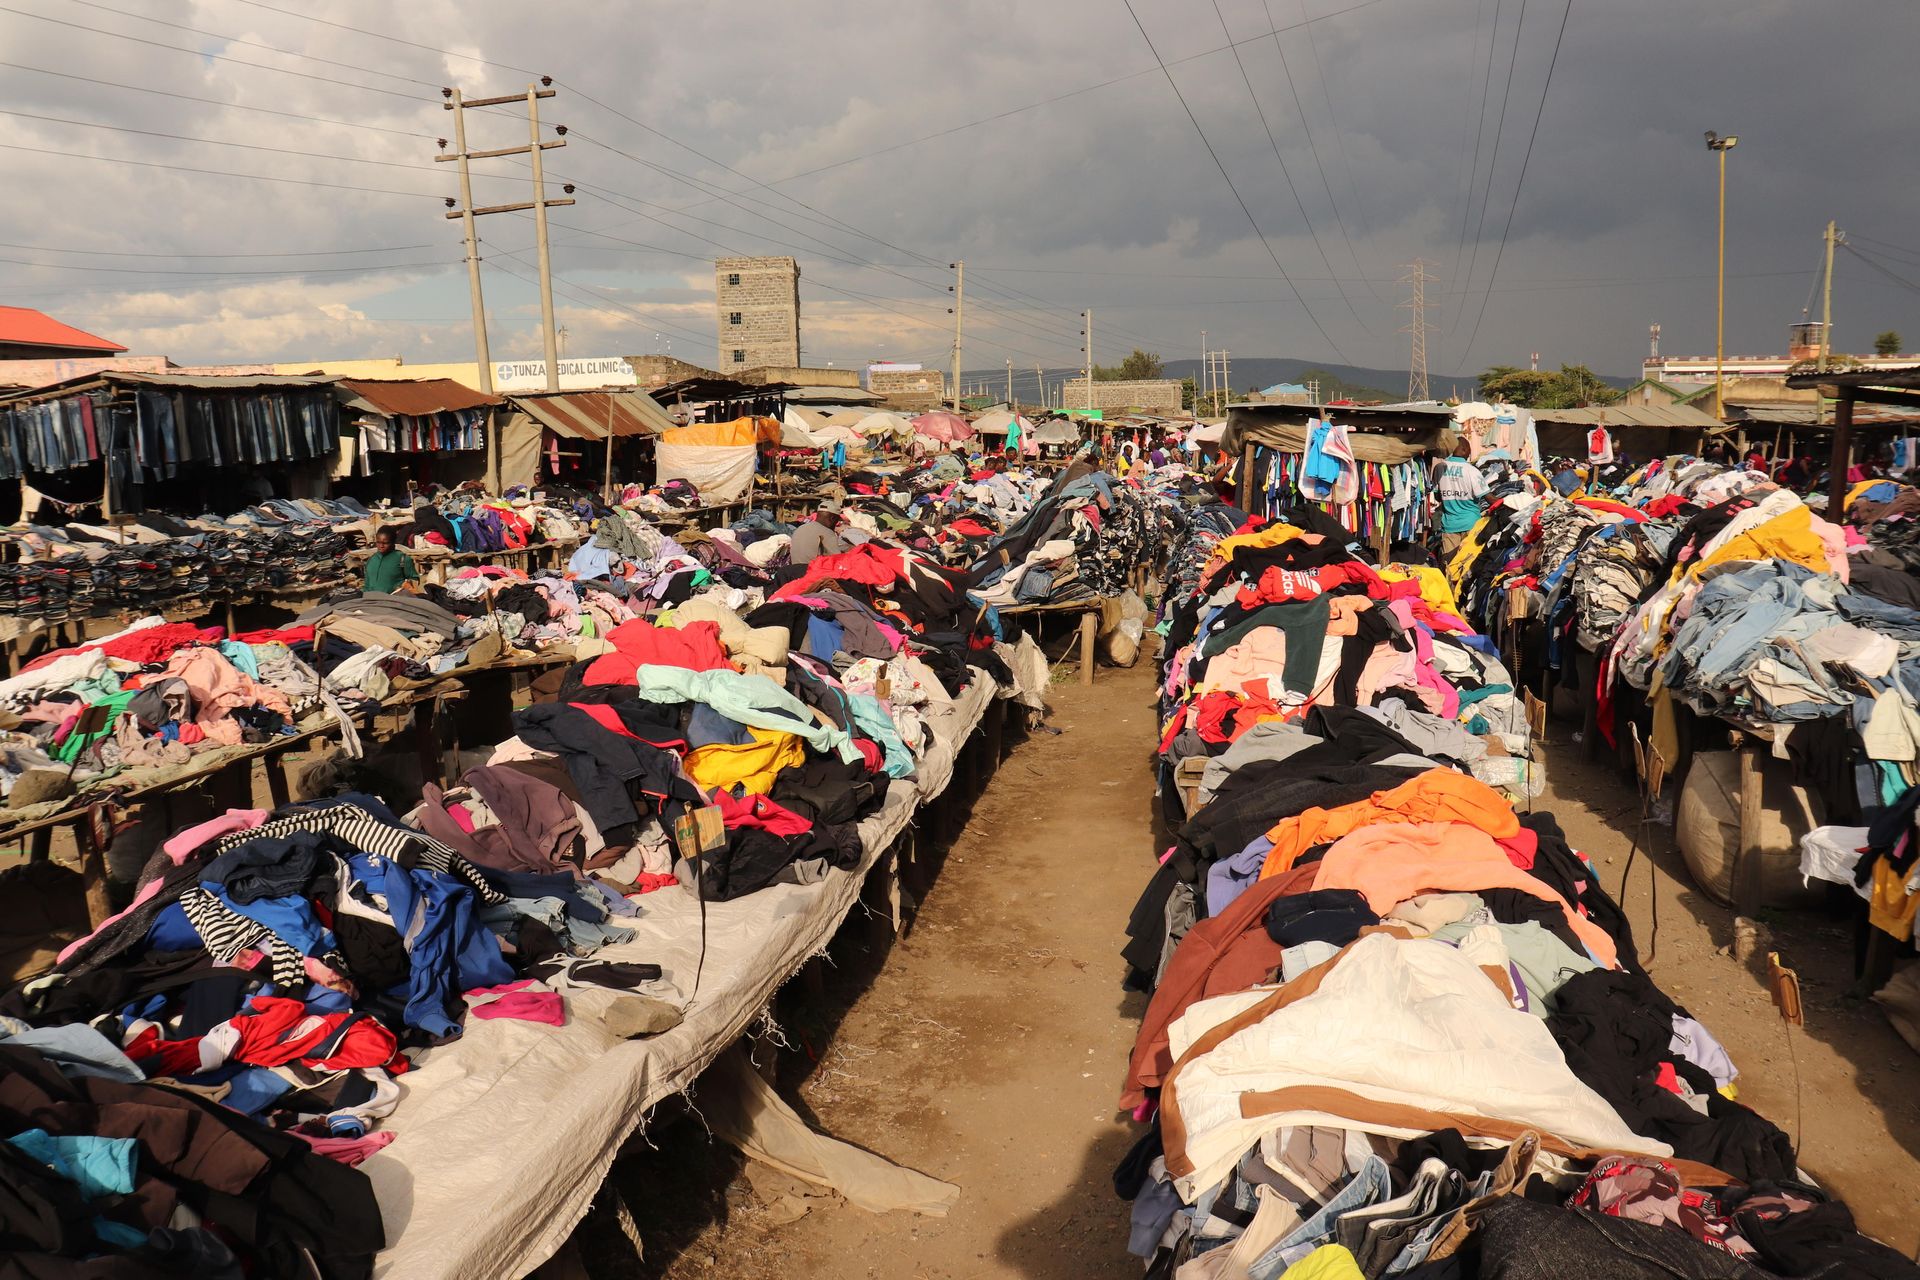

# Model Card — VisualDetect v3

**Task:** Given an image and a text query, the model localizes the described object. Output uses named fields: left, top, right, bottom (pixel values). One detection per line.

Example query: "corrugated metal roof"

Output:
left=339, top=377, right=501, bottom=417
left=511, top=388, right=676, bottom=439
left=1531, top=403, right=1721, bottom=429
left=0, top=306, right=125, bottom=353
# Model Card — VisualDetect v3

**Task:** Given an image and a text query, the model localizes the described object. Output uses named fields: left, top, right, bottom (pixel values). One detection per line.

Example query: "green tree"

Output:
left=1094, top=348, right=1164, bottom=381
left=1478, top=363, right=1620, bottom=409
left=1180, top=376, right=1197, bottom=410
left=1876, top=330, right=1903, bottom=357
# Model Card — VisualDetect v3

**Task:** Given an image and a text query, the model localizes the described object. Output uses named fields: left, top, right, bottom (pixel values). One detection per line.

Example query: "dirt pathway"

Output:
left=616, top=660, right=1920, bottom=1277
left=635, top=663, right=1158, bottom=1278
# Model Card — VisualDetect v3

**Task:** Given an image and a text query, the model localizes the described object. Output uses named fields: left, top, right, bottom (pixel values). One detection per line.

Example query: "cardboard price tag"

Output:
left=673, top=807, right=727, bottom=862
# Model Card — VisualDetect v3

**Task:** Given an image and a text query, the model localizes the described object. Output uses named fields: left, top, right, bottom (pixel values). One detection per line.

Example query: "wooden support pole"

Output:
left=1078, top=609, right=1097, bottom=687
left=1827, top=393, right=1854, bottom=523
left=1731, top=736, right=1765, bottom=953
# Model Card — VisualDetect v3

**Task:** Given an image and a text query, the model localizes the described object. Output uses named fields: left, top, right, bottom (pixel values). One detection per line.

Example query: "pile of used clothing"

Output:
left=1113, top=512, right=1920, bottom=1280
left=1153, top=512, right=1533, bottom=798
left=379, top=490, right=586, bottom=559
left=0, top=511, right=361, bottom=622
left=0, top=617, right=373, bottom=802
left=1449, top=457, right=1920, bottom=1025
left=965, top=465, right=1174, bottom=605
left=0, top=572, right=1021, bottom=1273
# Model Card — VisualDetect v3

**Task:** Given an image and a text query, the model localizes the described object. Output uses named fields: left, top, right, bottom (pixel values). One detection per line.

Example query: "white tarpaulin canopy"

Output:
left=971, top=409, right=1032, bottom=437
left=781, top=405, right=826, bottom=447
left=854, top=411, right=914, bottom=439
left=1031, top=419, right=1079, bottom=446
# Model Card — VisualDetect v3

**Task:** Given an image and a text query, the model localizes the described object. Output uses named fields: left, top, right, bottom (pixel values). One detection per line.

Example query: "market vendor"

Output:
left=789, top=497, right=848, bottom=566
left=1433, top=438, right=1491, bottom=557
left=363, top=527, right=420, bottom=594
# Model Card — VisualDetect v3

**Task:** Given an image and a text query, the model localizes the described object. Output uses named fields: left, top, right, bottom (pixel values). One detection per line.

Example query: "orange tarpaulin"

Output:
left=661, top=416, right=780, bottom=447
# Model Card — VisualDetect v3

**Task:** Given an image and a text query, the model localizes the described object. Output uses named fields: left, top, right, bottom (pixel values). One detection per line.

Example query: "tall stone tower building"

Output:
left=714, top=256, right=801, bottom=369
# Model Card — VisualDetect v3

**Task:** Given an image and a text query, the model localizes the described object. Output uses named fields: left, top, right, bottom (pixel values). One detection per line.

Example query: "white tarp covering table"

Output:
left=366, top=674, right=999, bottom=1278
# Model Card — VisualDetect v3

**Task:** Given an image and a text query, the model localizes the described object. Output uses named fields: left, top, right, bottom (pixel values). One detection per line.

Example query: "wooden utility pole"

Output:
left=438, top=78, right=576, bottom=391
left=1820, top=220, right=1837, bottom=372
left=949, top=261, right=965, bottom=412
left=1198, top=329, right=1206, bottom=423
left=444, top=88, right=494, bottom=398
left=1082, top=309, right=1093, bottom=412
left=526, top=86, right=560, bottom=391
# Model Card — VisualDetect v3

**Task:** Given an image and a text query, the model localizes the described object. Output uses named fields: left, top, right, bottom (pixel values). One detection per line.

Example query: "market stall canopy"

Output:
left=782, top=385, right=883, bottom=406
left=1189, top=420, right=1228, bottom=444
left=338, top=377, right=502, bottom=418
left=971, top=409, right=1032, bottom=437
left=911, top=411, right=974, bottom=443
left=782, top=405, right=827, bottom=447
left=1221, top=401, right=1456, bottom=463
left=1529, top=402, right=1719, bottom=462
left=854, top=411, right=914, bottom=439
left=508, top=388, right=676, bottom=439
left=661, top=416, right=780, bottom=447
left=809, top=424, right=867, bottom=447
left=1030, top=419, right=1079, bottom=447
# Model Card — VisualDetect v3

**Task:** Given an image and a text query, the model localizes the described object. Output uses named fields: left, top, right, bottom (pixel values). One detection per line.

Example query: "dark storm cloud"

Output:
left=0, top=0, right=1913, bottom=375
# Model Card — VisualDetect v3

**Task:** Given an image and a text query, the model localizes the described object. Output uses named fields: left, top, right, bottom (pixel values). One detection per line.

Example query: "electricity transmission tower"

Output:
left=1398, top=260, right=1437, bottom=402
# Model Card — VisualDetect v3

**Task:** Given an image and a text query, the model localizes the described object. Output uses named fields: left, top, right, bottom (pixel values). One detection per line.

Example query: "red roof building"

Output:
left=0, top=307, right=127, bottom=360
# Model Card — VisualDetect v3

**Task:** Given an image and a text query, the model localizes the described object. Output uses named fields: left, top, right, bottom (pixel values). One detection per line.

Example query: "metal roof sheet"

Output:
left=510, top=388, right=676, bottom=439
left=339, top=377, right=501, bottom=417
left=0, top=306, right=125, bottom=353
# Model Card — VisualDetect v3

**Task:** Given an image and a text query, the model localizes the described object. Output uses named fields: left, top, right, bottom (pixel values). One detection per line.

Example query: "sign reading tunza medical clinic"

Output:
left=490, top=357, right=637, bottom=392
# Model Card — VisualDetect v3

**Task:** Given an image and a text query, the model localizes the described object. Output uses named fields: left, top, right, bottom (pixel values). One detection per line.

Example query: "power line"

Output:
left=672, top=0, right=1400, bottom=191
left=0, top=4, right=427, bottom=102
left=1296, top=0, right=1371, bottom=247
left=0, top=254, right=458, bottom=278
left=1453, top=0, right=1526, bottom=342
left=0, top=239, right=435, bottom=259
left=1117, top=0, right=1352, bottom=363
left=0, top=142, right=445, bottom=199
left=0, top=61, right=432, bottom=139
left=1260, top=0, right=1381, bottom=305
left=1210, top=0, right=1373, bottom=336
left=206, top=0, right=1265, bottom=361
left=1840, top=243, right=1920, bottom=296
left=1444, top=0, right=1498, bottom=337
left=55, top=0, right=440, bottom=90
left=1458, top=0, right=1576, bottom=364
left=0, top=107, right=523, bottom=181
left=222, top=0, right=539, bottom=76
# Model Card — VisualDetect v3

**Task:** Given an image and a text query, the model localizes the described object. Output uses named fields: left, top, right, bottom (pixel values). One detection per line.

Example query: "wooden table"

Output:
left=994, top=598, right=1108, bottom=687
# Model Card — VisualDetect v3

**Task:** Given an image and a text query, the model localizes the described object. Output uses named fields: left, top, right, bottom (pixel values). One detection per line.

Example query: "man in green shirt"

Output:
left=363, top=528, right=419, bottom=594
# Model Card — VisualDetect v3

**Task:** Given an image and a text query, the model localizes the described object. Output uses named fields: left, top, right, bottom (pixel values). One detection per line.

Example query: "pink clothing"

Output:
left=56, top=876, right=165, bottom=965
left=162, top=809, right=269, bottom=864
left=1412, top=661, right=1460, bottom=719
left=465, top=979, right=565, bottom=1027
left=1354, top=643, right=1418, bottom=707
left=1204, top=629, right=1292, bottom=696
left=156, top=648, right=294, bottom=746
left=291, top=1129, right=397, bottom=1166
left=1313, top=822, right=1619, bottom=969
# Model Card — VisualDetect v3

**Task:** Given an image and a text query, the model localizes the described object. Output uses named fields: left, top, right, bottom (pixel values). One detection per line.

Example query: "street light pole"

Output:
left=1706, top=130, right=1739, bottom=420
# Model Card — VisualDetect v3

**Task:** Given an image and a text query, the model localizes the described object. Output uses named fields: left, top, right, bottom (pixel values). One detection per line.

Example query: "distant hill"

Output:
left=964, top=356, right=1631, bottom=404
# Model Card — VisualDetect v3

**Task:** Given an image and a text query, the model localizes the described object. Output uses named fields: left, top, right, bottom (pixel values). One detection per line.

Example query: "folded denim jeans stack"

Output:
left=0, top=523, right=351, bottom=620
left=1113, top=504, right=1917, bottom=1280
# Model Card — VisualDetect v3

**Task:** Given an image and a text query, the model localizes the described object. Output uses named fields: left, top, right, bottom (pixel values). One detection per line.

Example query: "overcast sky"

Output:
left=3, top=0, right=1916, bottom=391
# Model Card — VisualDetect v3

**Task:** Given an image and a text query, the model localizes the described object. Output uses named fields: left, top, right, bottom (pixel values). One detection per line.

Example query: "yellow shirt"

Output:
left=684, top=727, right=806, bottom=795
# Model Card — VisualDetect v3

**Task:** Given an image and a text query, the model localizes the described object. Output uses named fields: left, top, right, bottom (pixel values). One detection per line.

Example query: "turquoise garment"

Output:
left=631, top=665, right=860, bottom=764
left=219, top=640, right=260, bottom=678
left=847, top=693, right=915, bottom=778
left=1437, top=497, right=1485, bottom=534
left=7, top=1128, right=137, bottom=1198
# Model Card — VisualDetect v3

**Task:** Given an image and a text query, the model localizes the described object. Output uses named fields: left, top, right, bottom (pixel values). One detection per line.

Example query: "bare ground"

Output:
left=596, top=658, right=1920, bottom=1278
